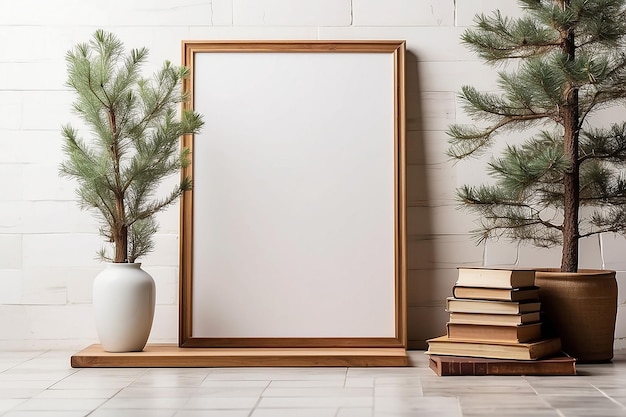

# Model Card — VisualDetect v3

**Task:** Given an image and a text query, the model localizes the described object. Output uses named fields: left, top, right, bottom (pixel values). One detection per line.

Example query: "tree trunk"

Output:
left=560, top=15, right=580, bottom=273
left=108, top=108, right=128, bottom=263
left=114, top=197, right=128, bottom=263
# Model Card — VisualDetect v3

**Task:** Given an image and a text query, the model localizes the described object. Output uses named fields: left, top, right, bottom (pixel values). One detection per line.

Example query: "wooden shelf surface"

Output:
left=71, top=344, right=409, bottom=368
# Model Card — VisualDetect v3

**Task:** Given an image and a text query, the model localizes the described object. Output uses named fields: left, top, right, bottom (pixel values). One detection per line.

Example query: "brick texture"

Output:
left=1, top=0, right=624, bottom=350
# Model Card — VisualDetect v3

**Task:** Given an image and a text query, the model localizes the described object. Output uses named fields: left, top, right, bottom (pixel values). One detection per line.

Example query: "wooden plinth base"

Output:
left=71, top=344, right=408, bottom=368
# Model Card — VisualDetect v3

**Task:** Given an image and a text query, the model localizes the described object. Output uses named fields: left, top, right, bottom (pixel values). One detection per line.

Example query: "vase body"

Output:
left=93, top=263, right=156, bottom=352
left=535, top=269, right=617, bottom=363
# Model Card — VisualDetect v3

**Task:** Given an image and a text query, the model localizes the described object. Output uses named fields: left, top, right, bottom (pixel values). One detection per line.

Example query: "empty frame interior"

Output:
left=180, top=41, right=406, bottom=348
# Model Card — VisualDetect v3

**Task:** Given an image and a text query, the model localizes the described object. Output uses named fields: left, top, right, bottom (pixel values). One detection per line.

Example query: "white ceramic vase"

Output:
left=92, top=263, right=156, bottom=352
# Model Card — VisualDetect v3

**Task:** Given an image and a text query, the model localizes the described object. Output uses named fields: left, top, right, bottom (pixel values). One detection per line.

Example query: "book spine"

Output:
left=430, top=359, right=576, bottom=376
left=434, top=360, right=575, bottom=376
left=445, top=360, right=487, bottom=376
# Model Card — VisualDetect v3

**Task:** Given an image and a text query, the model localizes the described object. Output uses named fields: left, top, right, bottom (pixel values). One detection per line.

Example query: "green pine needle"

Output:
left=448, top=0, right=626, bottom=266
left=60, top=30, right=204, bottom=263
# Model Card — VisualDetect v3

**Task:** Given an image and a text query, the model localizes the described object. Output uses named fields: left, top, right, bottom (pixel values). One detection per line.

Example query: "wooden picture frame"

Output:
left=179, top=41, right=406, bottom=351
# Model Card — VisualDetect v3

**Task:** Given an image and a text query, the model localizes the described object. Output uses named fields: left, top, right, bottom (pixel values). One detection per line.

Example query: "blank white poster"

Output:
left=190, top=51, right=396, bottom=338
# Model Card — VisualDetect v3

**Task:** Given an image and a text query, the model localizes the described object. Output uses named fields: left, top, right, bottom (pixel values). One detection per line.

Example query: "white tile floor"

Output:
left=1, top=349, right=626, bottom=416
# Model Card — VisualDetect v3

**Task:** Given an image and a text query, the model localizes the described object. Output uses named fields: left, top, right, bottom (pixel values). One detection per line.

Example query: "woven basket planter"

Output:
left=535, top=269, right=617, bottom=363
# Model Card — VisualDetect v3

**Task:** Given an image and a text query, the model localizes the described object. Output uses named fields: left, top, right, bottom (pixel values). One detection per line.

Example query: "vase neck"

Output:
left=108, top=262, right=142, bottom=268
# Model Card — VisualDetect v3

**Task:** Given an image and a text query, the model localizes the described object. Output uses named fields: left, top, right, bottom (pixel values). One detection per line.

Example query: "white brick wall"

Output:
left=232, top=0, right=352, bottom=26
left=352, top=0, right=455, bottom=27
left=2, top=0, right=626, bottom=351
left=455, top=0, right=524, bottom=27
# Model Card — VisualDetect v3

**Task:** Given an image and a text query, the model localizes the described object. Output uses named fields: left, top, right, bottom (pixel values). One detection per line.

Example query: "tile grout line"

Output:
left=591, top=383, right=626, bottom=410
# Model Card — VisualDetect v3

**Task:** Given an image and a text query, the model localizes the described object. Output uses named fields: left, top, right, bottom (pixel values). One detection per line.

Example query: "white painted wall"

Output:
left=1, top=0, right=625, bottom=350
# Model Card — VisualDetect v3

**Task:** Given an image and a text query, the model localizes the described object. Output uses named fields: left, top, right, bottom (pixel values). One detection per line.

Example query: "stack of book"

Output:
left=426, top=267, right=576, bottom=376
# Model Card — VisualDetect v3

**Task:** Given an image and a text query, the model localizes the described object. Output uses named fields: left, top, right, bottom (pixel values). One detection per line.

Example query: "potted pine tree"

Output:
left=60, top=30, right=204, bottom=352
left=448, top=0, right=626, bottom=362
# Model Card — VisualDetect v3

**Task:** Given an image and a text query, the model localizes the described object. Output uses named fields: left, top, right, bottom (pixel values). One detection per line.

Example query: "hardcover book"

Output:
left=446, top=322, right=542, bottom=343
left=448, top=311, right=541, bottom=326
left=425, top=335, right=562, bottom=360
left=446, top=297, right=541, bottom=315
left=452, top=286, right=539, bottom=302
left=428, top=354, right=576, bottom=376
left=456, top=267, right=535, bottom=289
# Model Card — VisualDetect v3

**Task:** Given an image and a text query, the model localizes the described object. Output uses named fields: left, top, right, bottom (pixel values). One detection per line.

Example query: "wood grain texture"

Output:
left=428, top=354, right=576, bottom=376
left=182, top=40, right=406, bottom=53
left=71, top=344, right=409, bottom=368
left=179, top=40, right=407, bottom=349
left=179, top=337, right=406, bottom=348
